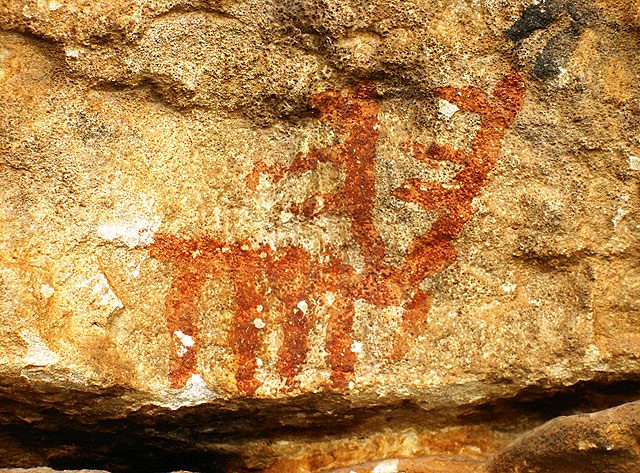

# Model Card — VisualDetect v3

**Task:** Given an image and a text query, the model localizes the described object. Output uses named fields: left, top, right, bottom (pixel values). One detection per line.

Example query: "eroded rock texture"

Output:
left=488, top=400, right=640, bottom=473
left=0, top=0, right=639, bottom=471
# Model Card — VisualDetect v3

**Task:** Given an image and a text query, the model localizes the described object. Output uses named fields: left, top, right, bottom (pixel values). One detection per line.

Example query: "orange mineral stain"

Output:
left=149, top=73, right=525, bottom=395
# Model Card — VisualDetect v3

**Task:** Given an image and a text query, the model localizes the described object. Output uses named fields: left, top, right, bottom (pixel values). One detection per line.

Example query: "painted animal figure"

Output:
left=149, top=73, right=525, bottom=395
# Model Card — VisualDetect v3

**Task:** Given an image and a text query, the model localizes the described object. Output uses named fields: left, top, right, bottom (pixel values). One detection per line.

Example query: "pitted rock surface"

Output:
left=0, top=0, right=639, bottom=471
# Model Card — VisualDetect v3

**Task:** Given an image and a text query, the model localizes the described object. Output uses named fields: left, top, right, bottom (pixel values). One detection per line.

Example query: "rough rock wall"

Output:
left=0, top=0, right=639, bottom=471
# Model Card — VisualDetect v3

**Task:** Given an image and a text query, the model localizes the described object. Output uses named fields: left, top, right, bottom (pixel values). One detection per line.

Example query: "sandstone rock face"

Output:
left=488, top=400, right=640, bottom=473
left=0, top=0, right=639, bottom=471
left=0, top=469, right=108, bottom=473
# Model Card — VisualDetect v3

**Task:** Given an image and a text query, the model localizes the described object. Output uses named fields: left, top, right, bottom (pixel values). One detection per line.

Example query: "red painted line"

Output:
left=148, top=74, right=525, bottom=395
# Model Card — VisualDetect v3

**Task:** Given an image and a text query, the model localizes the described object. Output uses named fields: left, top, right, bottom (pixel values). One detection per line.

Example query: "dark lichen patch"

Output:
left=504, top=0, right=565, bottom=42
left=532, top=23, right=582, bottom=79
left=505, top=1, right=588, bottom=80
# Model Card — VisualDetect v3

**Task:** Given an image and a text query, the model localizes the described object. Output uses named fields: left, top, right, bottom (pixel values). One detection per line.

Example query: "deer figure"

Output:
left=149, top=73, right=525, bottom=395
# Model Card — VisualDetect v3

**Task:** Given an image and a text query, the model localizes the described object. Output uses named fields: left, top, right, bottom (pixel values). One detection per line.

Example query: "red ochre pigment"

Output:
left=149, top=73, right=525, bottom=395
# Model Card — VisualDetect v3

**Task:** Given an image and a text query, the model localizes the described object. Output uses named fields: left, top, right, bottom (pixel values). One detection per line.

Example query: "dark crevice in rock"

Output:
left=458, top=377, right=640, bottom=427
left=1, top=377, right=640, bottom=472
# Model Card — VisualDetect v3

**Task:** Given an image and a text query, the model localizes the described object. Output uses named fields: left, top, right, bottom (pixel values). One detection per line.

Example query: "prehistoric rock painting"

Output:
left=149, top=73, right=525, bottom=395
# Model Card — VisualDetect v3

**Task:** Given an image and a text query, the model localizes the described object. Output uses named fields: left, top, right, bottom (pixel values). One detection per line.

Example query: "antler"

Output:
left=384, top=73, right=525, bottom=360
left=396, top=73, right=525, bottom=281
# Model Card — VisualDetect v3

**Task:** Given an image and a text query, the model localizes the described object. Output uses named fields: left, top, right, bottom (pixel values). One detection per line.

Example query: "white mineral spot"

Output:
left=438, top=99, right=459, bottom=118
left=464, top=445, right=483, bottom=455
left=280, top=211, right=294, bottom=223
left=297, top=300, right=309, bottom=314
left=548, top=363, right=571, bottom=379
left=174, top=330, right=195, bottom=347
left=19, top=329, right=59, bottom=366
left=129, top=262, right=141, bottom=278
left=349, top=381, right=355, bottom=390
left=350, top=340, right=363, bottom=353
left=447, top=310, right=457, bottom=318
left=78, top=273, right=123, bottom=311
left=21, top=4, right=32, bottom=18
left=501, top=282, right=517, bottom=293
left=257, top=174, right=272, bottom=190
left=256, top=357, right=264, bottom=367
left=97, top=216, right=161, bottom=248
left=528, top=299, right=541, bottom=307
left=96, top=194, right=162, bottom=248
left=578, top=440, right=598, bottom=450
left=177, top=345, right=188, bottom=358
left=48, top=0, right=62, bottom=10
left=253, top=318, right=266, bottom=329
left=187, top=374, right=206, bottom=387
left=372, top=459, right=399, bottom=473
left=64, top=48, right=81, bottom=58
left=176, top=374, right=215, bottom=402
left=40, top=283, right=54, bottom=299
left=629, top=155, right=640, bottom=171
left=256, top=304, right=263, bottom=313
left=324, top=291, right=336, bottom=306
left=612, top=208, right=628, bottom=228
left=583, top=344, right=601, bottom=363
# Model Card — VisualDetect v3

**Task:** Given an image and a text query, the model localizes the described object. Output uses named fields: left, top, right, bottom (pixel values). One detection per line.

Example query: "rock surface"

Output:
left=3, top=401, right=640, bottom=471
left=0, top=0, right=639, bottom=471
left=0, top=470, right=108, bottom=473
left=488, top=400, right=640, bottom=473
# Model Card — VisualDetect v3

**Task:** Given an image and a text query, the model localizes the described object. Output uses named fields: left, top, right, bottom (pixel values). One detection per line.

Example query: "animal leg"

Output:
left=389, top=290, right=432, bottom=362
left=230, top=278, right=266, bottom=397
left=165, top=267, right=207, bottom=388
left=325, top=295, right=356, bottom=392
left=276, top=297, right=314, bottom=392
